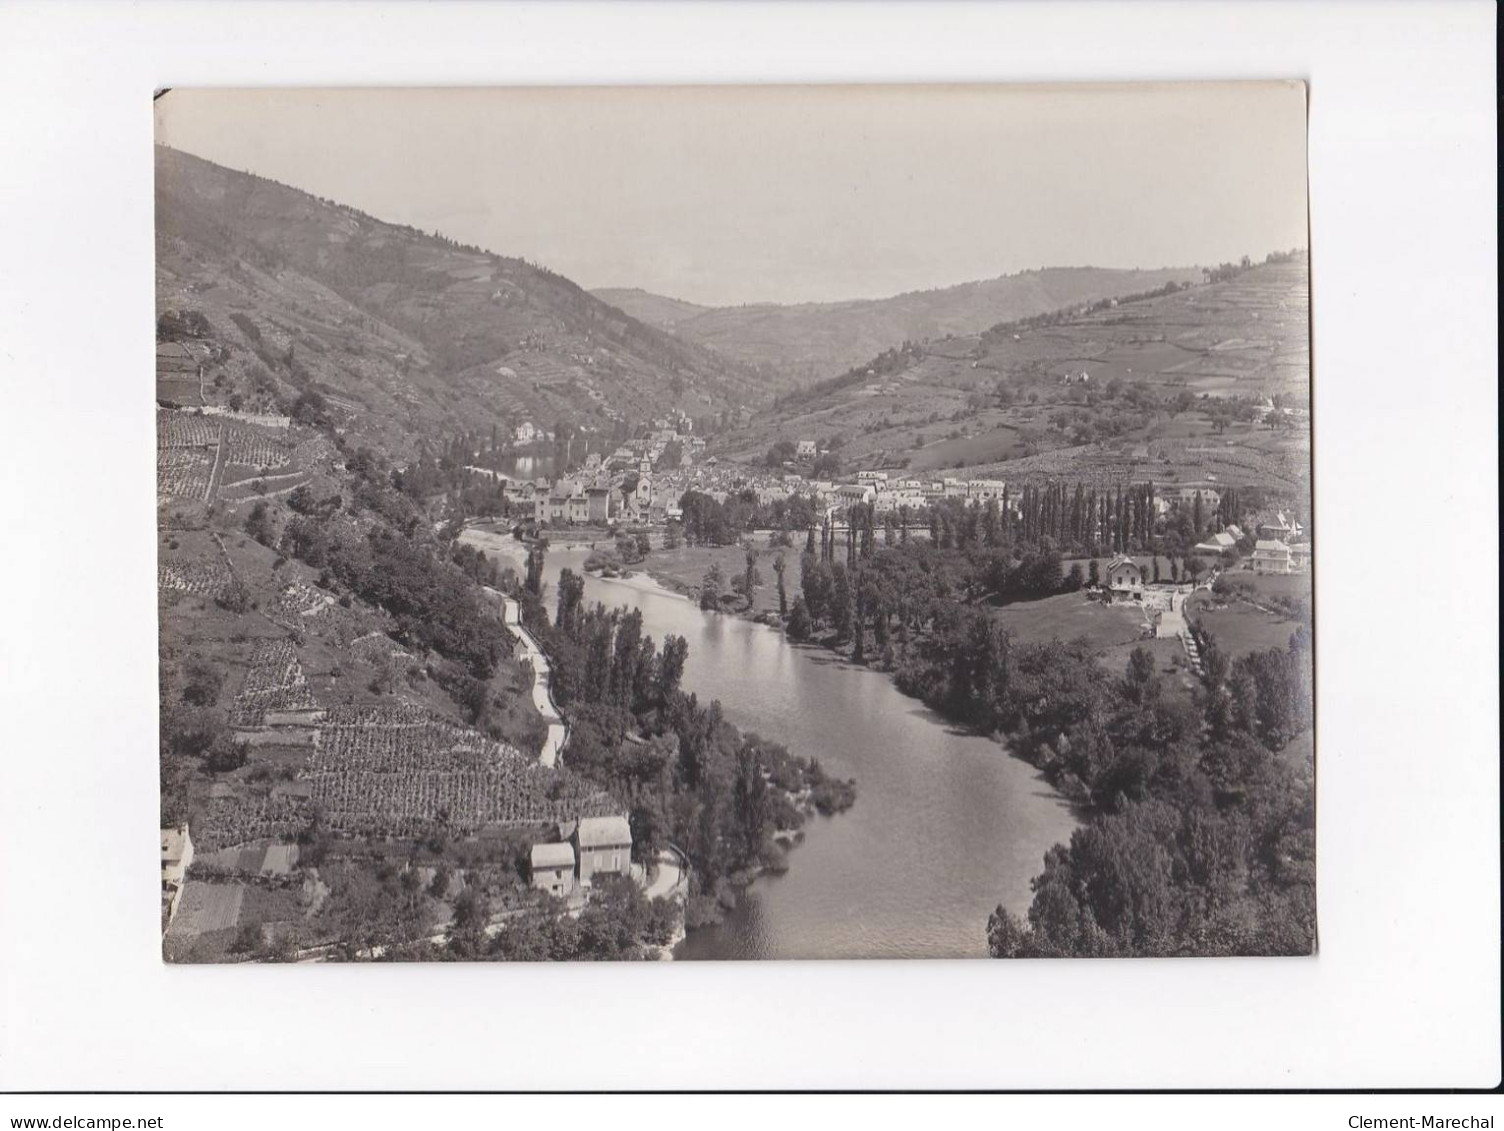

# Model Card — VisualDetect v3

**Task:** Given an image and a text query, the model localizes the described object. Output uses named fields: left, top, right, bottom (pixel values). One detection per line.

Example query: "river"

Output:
left=461, top=529, right=1078, bottom=960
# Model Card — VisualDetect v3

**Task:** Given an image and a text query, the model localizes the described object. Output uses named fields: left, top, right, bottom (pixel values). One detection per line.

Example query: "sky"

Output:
left=155, top=83, right=1308, bottom=307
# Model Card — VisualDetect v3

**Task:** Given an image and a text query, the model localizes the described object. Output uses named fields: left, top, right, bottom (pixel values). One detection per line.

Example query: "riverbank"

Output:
left=462, top=527, right=1078, bottom=957
left=593, top=539, right=791, bottom=623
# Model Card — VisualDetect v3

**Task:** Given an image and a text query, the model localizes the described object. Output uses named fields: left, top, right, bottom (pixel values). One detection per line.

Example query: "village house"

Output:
left=1105, top=554, right=1145, bottom=602
left=585, top=485, right=613, bottom=525
left=160, top=824, right=194, bottom=927
left=572, top=815, right=633, bottom=886
left=530, top=842, right=576, bottom=898
left=535, top=491, right=571, bottom=525
left=1257, top=511, right=1302, bottom=541
left=513, top=420, right=539, bottom=444
left=1288, top=542, right=1312, bottom=571
left=796, top=439, right=817, bottom=458
left=835, top=483, right=875, bottom=506
left=1251, top=539, right=1293, bottom=574
left=1173, top=484, right=1223, bottom=509
left=966, top=479, right=1007, bottom=502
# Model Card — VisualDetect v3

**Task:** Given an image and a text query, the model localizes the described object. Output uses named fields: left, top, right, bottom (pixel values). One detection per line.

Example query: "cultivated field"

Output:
left=301, top=703, right=619, bottom=840
left=718, top=261, right=1311, bottom=498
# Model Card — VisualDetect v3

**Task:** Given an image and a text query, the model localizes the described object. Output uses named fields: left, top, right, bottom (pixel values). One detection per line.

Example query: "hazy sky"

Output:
left=155, top=83, right=1308, bottom=307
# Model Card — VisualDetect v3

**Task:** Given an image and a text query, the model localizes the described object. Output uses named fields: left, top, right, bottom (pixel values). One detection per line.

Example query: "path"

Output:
left=642, top=846, right=689, bottom=901
left=484, top=586, right=567, bottom=768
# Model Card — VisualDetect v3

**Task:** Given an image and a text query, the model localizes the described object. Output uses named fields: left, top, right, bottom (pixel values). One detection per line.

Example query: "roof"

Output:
left=1105, top=555, right=1139, bottom=573
left=531, top=842, right=576, bottom=869
left=575, top=814, right=632, bottom=849
left=1254, top=539, right=1291, bottom=552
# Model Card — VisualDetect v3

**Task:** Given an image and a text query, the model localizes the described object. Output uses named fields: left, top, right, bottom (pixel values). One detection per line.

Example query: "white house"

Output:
left=573, top=815, right=633, bottom=885
left=161, top=825, right=194, bottom=928
left=796, top=439, right=817, bottom=458
left=1105, top=554, right=1145, bottom=601
left=1251, top=539, right=1293, bottom=574
left=966, top=479, right=1007, bottom=502
left=530, top=842, right=576, bottom=898
left=513, top=421, right=539, bottom=444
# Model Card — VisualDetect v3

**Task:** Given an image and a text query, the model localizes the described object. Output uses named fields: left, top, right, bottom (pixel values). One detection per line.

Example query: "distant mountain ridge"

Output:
left=594, top=266, right=1203, bottom=383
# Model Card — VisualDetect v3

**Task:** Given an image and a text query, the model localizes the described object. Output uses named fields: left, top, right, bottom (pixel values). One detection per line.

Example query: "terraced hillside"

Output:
left=716, top=258, right=1310, bottom=497
left=156, top=146, right=759, bottom=458
left=596, top=266, right=1202, bottom=385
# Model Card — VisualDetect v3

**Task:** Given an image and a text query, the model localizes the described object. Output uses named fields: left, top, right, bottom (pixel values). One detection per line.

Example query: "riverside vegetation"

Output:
left=657, top=487, right=1314, bottom=957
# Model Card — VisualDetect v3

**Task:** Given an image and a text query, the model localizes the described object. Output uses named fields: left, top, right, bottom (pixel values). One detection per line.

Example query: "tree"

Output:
left=215, top=578, right=251, bottom=614
left=773, top=553, right=788, bottom=617
left=1123, top=646, right=1162, bottom=706
left=1087, top=558, right=1100, bottom=587
left=658, top=635, right=689, bottom=702
left=699, top=563, right=724, bottom=611
left=830, top=565, right=853, bottom=640
left=556, top=568, right=585, bottom=634
left=230, top=922, right=265, bottom=955
left=986, top=905, right=1033, bottom=958
left=180, top=660, right=224, bottom=707
left=786, top=596, right=812, bottom=641
left=204, top=732, right=248, bottom=773
left=525, top=540, right=548, bottom=596
left=763, top=439, right=797, bottom=468
left=244, top=501, right=275, bottom=547
left=741, top=547, right=760, bottom=610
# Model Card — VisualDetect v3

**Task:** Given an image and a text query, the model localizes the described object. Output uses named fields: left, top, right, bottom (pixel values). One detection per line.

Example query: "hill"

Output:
left=714, top=257, right=1311, bottom=497
left=155, top=146, right=759, bottom=459
left=591, top=287, right=712, bottom=327
left=594, top=266, right=1203, bottom=384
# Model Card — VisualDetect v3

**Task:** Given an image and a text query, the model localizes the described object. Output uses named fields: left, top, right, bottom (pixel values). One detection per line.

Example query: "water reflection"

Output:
left=463, top=530, right=1077, bottom=959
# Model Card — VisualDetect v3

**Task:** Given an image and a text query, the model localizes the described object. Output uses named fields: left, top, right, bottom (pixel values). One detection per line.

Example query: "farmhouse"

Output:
left=530, top=842, right=577, bottom=898
left=1251, top=539, right=1293, bottom=574
left=1105, top=555, right=1145, bottom=602
left=572, top=815, right=633, bottom=885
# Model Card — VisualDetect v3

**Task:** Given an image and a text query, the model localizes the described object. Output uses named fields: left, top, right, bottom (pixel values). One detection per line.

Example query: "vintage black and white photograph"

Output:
left=153, top=83, right=1314, bottom=963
